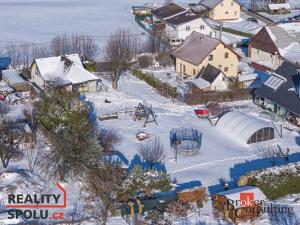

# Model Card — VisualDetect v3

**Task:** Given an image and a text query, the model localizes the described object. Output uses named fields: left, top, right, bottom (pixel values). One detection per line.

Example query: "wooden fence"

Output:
left=183, top=89, right=254, bottom=105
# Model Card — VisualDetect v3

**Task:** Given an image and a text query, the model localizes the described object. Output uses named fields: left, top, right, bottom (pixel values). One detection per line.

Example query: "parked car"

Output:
left=246, top=17, right=258, bottom=23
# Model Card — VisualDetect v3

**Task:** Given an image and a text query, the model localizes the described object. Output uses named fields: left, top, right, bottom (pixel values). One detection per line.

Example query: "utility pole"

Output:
left=219, top=22, right=223, bottom=41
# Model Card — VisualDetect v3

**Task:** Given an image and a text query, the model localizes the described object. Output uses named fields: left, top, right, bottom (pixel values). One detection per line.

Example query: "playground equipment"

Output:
left=133, top=103, right=158, bottom=127
left=170, top=128, right=202, bottom=162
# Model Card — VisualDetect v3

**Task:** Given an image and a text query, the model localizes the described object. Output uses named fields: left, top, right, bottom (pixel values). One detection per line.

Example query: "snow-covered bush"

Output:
left=247, top=163, right=300, bottom=199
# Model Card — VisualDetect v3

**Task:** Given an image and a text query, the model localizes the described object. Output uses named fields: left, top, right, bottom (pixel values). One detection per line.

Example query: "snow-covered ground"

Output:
left=86, top=73, right=300, bottom=190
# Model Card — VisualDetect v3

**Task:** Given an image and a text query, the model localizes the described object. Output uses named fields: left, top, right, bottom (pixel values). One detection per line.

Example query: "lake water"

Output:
left=0, top=0, right=147, bottom=50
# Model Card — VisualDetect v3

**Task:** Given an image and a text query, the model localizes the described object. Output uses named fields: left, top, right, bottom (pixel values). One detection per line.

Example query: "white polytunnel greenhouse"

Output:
left=216, top=111, right=275, bottom=145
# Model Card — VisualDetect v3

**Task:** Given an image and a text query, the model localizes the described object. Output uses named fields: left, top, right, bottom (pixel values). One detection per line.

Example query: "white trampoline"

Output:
left=216, top=111, right=275, bottom=145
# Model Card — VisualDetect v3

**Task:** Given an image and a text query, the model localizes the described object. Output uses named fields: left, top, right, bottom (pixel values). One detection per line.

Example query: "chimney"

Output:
left=293, top=68, right=300, bottom=97
left=187, top=6, right=192, bottom=16
left=219, top=22, right=223, bottom=41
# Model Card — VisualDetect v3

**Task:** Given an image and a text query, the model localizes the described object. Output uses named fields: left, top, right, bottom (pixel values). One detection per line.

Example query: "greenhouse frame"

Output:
left=216, top=111, right=275, bottom=145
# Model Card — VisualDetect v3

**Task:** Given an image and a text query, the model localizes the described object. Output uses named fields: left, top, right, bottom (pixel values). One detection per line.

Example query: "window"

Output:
left=210, top=31, right=213, bottom=37
left=224, top=67, right=229, bottom=72
left=221, top=2, right=224, bottom=6
left=180, top=64, right=182, bottom=73
left=193, top=69, right=196, bottom=75
left=257, top=49, right=260, bottom=53
left=225, top=11, right=229, bottom=14
left=183, top=65, right=186, bottom=74
left=200, top=25, right=205, bottom=30
left=231, top=1, right=234, bottom=6
left=186, top=26, right=190, bottom=31
left=225, top=52, right=229, bottom=58
left=218, top=65, right=222, bottom=70
left=209, top=55, right=213, bottom=61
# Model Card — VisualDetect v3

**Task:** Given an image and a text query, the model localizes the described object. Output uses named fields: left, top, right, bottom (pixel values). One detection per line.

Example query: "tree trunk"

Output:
left=112, top=80, right=118, bottom=90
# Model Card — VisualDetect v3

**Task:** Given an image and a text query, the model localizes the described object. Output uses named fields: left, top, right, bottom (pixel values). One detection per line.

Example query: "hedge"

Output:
left=247, top=164, right=300, bottom=200
left=222, top=27, right=254, bottom=38
left=132, top=70, right=178, bottom=98
left=83, top=61, right=97, bottom=72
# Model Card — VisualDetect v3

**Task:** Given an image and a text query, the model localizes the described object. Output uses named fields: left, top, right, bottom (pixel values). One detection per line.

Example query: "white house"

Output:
left=165, top=10, right=216, bottom=46
left=29, top=54, right=102, bottom=93
left=185, top=64, right=228, bottom=91
left=197, top=64, right=227, bottom=90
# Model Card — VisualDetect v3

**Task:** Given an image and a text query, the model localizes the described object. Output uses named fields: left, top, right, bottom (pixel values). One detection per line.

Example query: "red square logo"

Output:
left=240, top=192, right=254, bottom=207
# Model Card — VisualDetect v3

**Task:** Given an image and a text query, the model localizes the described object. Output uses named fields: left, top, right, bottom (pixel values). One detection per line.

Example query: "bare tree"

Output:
left=145, top=31, right=164, bottom=54
left=26, top=130, right=44, bottom=173
left=138, top=136, right=166, bottom=168
left=80, top=35, right=98, bottom=60
left=82, top=162, right=125, bottom=225
left=257, top=143, right=280, bottom=166
left=104, top=28, right=135, bottom=89
left=31, top=45, right=50, bottom=60
left=50, top=34, right=98, bottom=60
left=6, top=42, right=22, bottom=67
left=98, top=129, right=122, bottom=154
left=0, top=122, right=24, bottom=168
left=20, top=42, right=31, bottom=67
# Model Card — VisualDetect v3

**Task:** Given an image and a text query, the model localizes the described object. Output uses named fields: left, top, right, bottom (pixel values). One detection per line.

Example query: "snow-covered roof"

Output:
left=34, top=54, right=99, bottom=85
left=264, top=25, right=300, bottom=64
left=268, top=3, right=291, bottom=11
left=238, top=73, right=259, bottom=82
left=185, top=77, right=210, bottom=89
left=216, top=111, right=274, bottom=145
left=216, top=186, right=267, bottom=208
left=279, top=42, right=300, bottom=64
left=278, top=23, right=300, bottom=34
left=2, top=69, right=27, bottom=86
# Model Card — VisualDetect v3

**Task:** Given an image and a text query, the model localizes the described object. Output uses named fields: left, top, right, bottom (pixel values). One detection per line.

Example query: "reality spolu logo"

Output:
left=5, top=182, right=66, bottom=221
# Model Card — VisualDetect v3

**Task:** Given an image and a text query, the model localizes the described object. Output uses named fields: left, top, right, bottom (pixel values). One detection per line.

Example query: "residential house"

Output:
left=2, top=69, right=29, bottom=91
left=29, top=54, right=102, bottom=93
left=132, top=6, right=152, bottom=16
left=172, top=31, right=240, bottom=79
left=150, top=3, right=186, bottom=31
left=248, top=24, right=300, bottom=70
left=255, top=61, right=300, bottom=125
left=198, top=0, right=241, bottom=21
left=268, top=3, right=291, bottom=14
left=187, top=64, right=227, bottom=91
left=213, top=186, right=267, bottom=224
left=151, top=3, right=186, bottom=22
left=165, top=10, right=216, bottom=46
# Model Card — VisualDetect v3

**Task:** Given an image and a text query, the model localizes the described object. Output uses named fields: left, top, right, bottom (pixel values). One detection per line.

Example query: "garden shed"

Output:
left=2, top=69, right=29, bottom=91
left=216, top=111, right=275, bottom=145
left=213, top=186, right=267, bottom=224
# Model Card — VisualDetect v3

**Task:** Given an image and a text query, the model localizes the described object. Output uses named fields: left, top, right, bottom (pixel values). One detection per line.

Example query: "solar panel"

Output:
left=264, top=74, right=286, bottom=90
